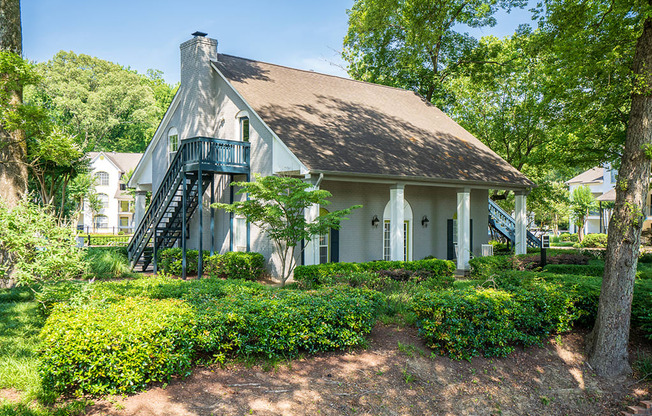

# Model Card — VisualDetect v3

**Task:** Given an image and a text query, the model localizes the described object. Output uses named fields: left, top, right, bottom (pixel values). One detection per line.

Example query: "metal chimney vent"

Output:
left=191, top=31, right=208, bottom=37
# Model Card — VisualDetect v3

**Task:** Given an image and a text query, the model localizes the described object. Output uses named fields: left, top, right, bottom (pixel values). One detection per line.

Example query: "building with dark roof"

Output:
left=129, top=34, right=534, bottom=276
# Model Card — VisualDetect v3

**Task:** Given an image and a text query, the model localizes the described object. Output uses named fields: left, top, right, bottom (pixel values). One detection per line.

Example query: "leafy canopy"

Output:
left=213, top=174, right=361, bottom=285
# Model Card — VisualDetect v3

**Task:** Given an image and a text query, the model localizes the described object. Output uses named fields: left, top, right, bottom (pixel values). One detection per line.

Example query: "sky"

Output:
left=22, top=1, right=536, bottom=84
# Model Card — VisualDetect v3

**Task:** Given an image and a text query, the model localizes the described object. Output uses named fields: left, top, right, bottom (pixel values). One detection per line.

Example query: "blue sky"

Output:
left=23, top=1, right=535, bottom=84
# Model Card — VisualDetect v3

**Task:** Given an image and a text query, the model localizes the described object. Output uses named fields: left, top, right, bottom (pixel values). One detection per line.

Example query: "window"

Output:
left=97, top=193, right=109, bottom=209
left=382, top=200, right=413, bottom=261
left=94, top=215, right=108, bottom=229
left=240, top=117, right=250, bottom=142
left=119, top=183, right=127, bottom=191
left=319, top=207, right=330, bottom=264
left=119, top=216, right=129, bottom=228
left=234, top=216, right=247, bottom=251
left=168, top=127, right=179, bottom=153
left=95, top=171, right=109, bottom=186
left=120, top=200, right=131, bottom=212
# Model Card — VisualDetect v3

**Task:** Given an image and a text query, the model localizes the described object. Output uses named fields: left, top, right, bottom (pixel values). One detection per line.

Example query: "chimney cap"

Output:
left=191, top=31, right=208, bottom=37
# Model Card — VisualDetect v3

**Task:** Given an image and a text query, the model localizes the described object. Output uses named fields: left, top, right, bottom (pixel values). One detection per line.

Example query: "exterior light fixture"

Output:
left=421, top=215, right=430, bottom=227
left=371, top=215, right=380, bottom=227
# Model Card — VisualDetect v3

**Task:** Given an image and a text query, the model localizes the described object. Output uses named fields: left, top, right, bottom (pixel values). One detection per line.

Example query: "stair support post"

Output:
left=198, top=167, right=204, bottom=278
left=182, top=171, right=187, bottom=280
left=515, top=192, right=527, bottom=255
left=457, top=188, right=471, bottom=271
left=210, top=174, right=215, bottom=256
left=153, top=229, right=158, bottom=274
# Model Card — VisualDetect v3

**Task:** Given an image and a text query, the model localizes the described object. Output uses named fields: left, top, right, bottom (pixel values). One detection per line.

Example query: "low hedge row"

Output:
left=411, top=285, right=576, bottom=360
left=158, top=248, right=265, bottom=281
left=295, top=270, right=454, bottom=292
left=580, top=233, right=608, bottom=248
left=39, top=281, right=383, bottom=396
left=542, top=264, right=604, bottom=277
left=294, top=258, right=455, bottom=287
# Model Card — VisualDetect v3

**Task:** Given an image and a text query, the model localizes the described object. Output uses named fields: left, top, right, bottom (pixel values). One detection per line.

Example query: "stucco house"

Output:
left=567, top=165, right=652, bottom=235
left=128, top=33, right=534, bottom=277
left=79, top=151, right=142, bottom=234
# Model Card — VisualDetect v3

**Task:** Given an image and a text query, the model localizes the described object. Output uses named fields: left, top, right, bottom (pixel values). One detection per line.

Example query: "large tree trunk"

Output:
left=587, top=16, right=652, bottom=378
left=0, top=0, right=27, bottom=208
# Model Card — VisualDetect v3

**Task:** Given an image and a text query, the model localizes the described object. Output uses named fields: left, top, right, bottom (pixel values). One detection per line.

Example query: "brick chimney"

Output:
left=178, top=32, right=219, bottom=139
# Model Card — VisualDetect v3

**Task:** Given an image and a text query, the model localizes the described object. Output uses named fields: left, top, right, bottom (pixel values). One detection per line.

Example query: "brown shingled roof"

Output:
left=213, top=54, right=533, bottom=188
left=566, top=167, right=604, bottom=185
left=596, top=188, right=616, bottom=202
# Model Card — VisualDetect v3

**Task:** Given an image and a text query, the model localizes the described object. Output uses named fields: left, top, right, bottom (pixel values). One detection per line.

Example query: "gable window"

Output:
left=168, top=127, right=179, bottom=154
left=95, top=171, right=109, bottom=186
left=240, top=117, right=250, bottom=142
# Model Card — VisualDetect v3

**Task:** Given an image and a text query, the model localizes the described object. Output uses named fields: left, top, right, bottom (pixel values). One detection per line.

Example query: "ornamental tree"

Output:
left=213, top=174, right=361, bottom=286
left=570, top=185, right=598, bottom=242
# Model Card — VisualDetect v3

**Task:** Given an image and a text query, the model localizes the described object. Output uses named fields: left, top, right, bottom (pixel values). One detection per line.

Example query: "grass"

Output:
left=84, top=247, right=136, bottom=280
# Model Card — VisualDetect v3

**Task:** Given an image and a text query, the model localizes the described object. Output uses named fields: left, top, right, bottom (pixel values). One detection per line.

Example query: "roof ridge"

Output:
left=216, top=53, right=417, bottom=95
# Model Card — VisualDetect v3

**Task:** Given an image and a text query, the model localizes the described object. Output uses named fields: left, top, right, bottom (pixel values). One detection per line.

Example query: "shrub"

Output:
left=580, top=233, right=608, bottom=248
left=158, top=248, right=209, bottom=276
left=205, top=252, right=266, bottom=281
left=411, top=286, right=576, bottom=360
left=85, top=247, right=135, bottom=279
left=468, top=255, right=512, bottom=278
left=40, top=297, right=196, bottom=395
left=640, top=253, right=652, bottom=264
left=559, top=232, right=571, bottom=242
left=294, top=258, right=455, bottom=288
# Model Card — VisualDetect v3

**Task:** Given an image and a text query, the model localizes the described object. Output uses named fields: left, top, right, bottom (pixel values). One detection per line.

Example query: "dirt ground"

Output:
left=75, top=325, right=652, bottom=416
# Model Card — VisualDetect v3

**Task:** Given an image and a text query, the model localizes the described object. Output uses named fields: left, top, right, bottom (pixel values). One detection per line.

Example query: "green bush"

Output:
left=158, top=248, right=209, bottom=275
left=205, top=252, right=266, bottom=281
left=468, top=255, right=512, bottom=278
left=38, top=281, right=383, bottom=396
left=559, top=232, right=571, bottom=242
left=40, top=297, right=196, bottom=395
left=296, top=270, right=453, bottom=292
left=411, top=286, right=575, bottom=360
left=640, top=253, right=652, bottom=264
left=85, top=247, right=135, bottom=279
left=580, top=233, right=608, bottom=248
left=294, top=258, right=455, bottom=288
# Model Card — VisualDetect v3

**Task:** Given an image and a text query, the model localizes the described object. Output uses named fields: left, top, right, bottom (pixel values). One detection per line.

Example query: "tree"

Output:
left=342, top=0, right=526, bottom=108
left=213, top=175, right=361, bottom=286
left=569, top=185, right=598, bottom=242
left=0, top=0, right=28, bottom=207
left=26, top=51, right=175, bottom=153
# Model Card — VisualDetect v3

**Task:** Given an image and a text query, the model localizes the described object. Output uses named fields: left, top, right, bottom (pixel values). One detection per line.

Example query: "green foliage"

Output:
left=39, top=297, right=197, bottom=396
left=542, top=264, right=603, bottom=276
left=468, top=255, right=512, bottom=278
left=411, top=285, right=576, bottom=360
left=84, top=247, right=135, bottom=280
left=205, top=252, right=266, bottom=281
left=0, top=199, right=85, bottom=286
left=213, top=174, right=361, bottom=285
left=38, top=277, right=382, bottom=396
left=294, top=258, right=455, bottom=288
left=157, top=248, right=209, bottom=276
left=570, top=186, right=598, bottom=241
left=343, top=0, right=526, bottom=106
left=580, top=233, right=608, bottom=248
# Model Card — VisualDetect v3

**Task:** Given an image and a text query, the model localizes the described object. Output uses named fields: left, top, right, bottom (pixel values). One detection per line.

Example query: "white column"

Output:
left=457, top=188, right=471, bottom=270
left=134, top=191, right=147, bottom=231
left=303, top=175, right=320, bottom=266
left=515, top=192, right=527, bottom=255
left=390, top=184, right=405, bottom=261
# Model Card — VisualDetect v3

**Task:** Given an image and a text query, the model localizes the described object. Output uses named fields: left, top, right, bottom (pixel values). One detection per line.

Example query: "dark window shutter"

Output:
left=447, top=219, right=454, bottom=260
left=331, top=228, right=339, bottom=263
left=300, top=239, right=305, bottom=266
left=470, top=219, right=473, bottom=256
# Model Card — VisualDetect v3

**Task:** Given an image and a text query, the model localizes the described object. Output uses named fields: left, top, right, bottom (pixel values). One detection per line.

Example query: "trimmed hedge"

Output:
left=468, top=255, right=512, bottom=277
left=294, top=258, right=455, bottom=287
left=40, top=297, right=196, bottom=395
left=158, top=248, right=265, bottom=280
left=411, top=285, right=575, bottom=360
left=205, top=252, right=266, bottom=281
left=580, top=233, right=608, bottom=248
left=542, top=264, right=604, bottom=277
left=38, top=277, right=383, bottom=395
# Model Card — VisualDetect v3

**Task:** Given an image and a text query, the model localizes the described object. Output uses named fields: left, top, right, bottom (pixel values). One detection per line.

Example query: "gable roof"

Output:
left=213, top=54, right=533, bottom=188
left=89, top=152, right=142, bottom=174
left=566, top=167, right=604, bottom=185
left=596, top=188, right=616, bottom=202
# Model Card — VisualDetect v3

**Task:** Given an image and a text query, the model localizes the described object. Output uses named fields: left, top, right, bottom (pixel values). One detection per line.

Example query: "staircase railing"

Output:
left=488, top=199, right=541, bottom=249
left=127, top=137, right=250, bottom=266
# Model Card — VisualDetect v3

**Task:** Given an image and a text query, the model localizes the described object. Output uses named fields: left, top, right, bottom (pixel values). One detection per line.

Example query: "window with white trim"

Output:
left=382, top=199, right=413, bottom=261
left=97, top=193, right=109, bottom=209
left=319, top=207, right=330, bottom=264
left=94, top=215, right=108, bottom=229
left=95, top=171, right=109, bottom=186
left=240, top=117, right=250, bottom=142
left=234, top=216, right=247, bottom=251
left=168, top=127, right=179, bottom=154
